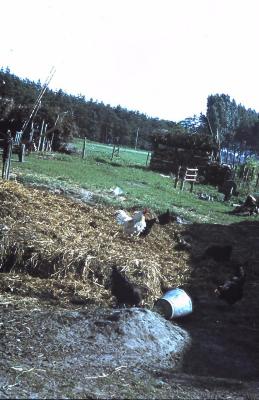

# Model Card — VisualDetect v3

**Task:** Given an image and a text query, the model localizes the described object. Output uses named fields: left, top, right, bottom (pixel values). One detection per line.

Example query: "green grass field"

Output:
left=11, top=139, right=259, bottom=225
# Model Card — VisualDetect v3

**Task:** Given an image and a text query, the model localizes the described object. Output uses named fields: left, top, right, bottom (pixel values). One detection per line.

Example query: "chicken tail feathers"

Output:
left=116, top=210, right=132, bottom=225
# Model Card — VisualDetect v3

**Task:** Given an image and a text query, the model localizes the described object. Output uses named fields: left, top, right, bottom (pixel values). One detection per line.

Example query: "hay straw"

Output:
left=0, top=181, right=190, bottom=306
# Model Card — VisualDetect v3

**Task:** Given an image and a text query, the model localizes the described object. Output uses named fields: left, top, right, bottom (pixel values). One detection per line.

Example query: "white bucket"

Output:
left=154, top=288, right=193, bottom=319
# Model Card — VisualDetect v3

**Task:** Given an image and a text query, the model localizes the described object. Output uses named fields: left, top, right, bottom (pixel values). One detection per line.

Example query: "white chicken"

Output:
left=116, top=209, right=147, bottom=236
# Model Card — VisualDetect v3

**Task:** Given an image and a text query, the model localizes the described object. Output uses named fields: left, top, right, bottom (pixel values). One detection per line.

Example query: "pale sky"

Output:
left=1, top=0, right=259, bottom=122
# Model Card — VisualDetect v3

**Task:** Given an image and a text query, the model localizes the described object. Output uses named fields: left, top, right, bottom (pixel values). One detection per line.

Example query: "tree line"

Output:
left=1, top=67, right=259, bottom=153
left=180, top=94, right=259, bottom=154
left=0, top=67, right=180, bottom=150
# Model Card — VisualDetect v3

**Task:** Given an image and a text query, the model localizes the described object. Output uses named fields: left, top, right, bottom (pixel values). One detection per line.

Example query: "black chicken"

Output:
left=139, top=217, right=158, bottom=237
left=202, top=245, right=232, bottom=263
left=110, top=265, right=143, bottom=307
left=157, top=209, right=171, bottom=225
left=215, top=265, right=245, bottom=305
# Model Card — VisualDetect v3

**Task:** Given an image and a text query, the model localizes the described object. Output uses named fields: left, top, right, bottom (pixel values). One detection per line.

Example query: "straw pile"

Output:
left=0, top=181, right=190, bottom=306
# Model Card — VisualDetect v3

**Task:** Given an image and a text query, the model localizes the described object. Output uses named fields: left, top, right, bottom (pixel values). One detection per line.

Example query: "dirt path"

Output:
left=0, top=288, right=259, bottom=400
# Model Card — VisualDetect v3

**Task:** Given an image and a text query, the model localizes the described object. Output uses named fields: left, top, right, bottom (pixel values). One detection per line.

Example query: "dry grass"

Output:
left=0, top=181, right=190, bottom=306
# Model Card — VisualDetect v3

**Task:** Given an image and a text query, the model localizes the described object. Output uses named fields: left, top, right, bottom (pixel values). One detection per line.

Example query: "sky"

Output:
left=1, top=0, right=259, bottom=122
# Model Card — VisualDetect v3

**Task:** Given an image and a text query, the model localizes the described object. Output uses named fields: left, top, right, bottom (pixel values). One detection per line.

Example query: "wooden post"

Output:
left=41, top=136, right=46, bottom=152
left=38, top=120, right=45, bottom=151
left=135, top=127, right=139, bottom=150
left=1, top=151, right=4, bottom=179
left=50, top=132, right=55, bottom=152
left=2, top=139, right=13, bottom=179
left=111, top=144, right=120, bottom=160
left=42, top=124, right=48, bottom=151
left=111, top=145, right=115, bottom=160
left=174, top=165, right=182, bottom=188
left=180, top=178, right=185, bottom=191
left=18, top=144, right=26, bottom=162
left=29, top=121, right=34, bottom=143
left=6, top=140, right=13, bottom=179
left=82, top=137, right=87, bottom=159
left=146, top=151, right=150, bottom=166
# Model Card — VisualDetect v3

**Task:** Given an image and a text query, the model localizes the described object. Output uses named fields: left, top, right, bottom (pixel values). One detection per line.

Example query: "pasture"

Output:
left=12, top=139, right=259, bottom=225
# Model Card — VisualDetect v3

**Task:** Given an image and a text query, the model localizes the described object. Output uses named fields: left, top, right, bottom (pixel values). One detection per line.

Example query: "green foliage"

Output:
left=244, top=156, right=259, bottom=169
left=179, top=113, right=207, bottom=135
left=206, top=93, right=259, bottom=151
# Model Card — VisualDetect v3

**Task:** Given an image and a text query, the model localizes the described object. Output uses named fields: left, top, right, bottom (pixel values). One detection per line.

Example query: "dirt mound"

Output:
left=51, top=308, right=190, bottom=369
left=0, top=305, right=190, bottom=373
left=1, top=297, right=258, bottom=400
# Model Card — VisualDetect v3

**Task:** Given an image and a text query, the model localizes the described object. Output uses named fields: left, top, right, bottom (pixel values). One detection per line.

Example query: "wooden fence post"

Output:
left=2, top=139, right=13, bottom=179
left=111, top=145, right=115, bottom=160
left=174, top=165, right=182, bottom=188
left=111, top=144, right=120, bottom=160
left=6, top=139, right=13, bottom=179
left=146, top=151, right=151, bottom=166
left=82, top=137, right=87, bottom=159
left=18, top=144, right=26, bottom=162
